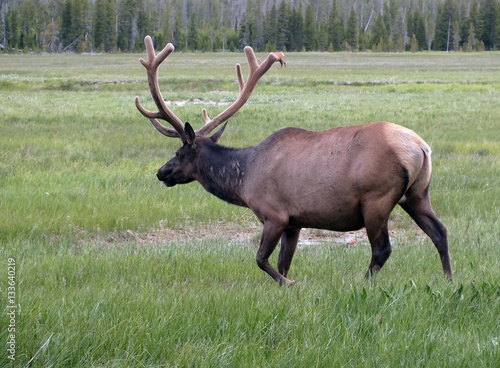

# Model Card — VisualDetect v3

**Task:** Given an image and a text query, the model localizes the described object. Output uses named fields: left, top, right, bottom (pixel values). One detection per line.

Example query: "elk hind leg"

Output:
left=277, top=229, right=301, bottom=278
left=400, top=196, right=453, bottom=280
left=363, top=204, right=393, bottom=278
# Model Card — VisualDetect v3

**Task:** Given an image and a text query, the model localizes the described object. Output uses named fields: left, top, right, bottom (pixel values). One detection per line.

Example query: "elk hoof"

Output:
left=279, top=277, right=297, bottom=286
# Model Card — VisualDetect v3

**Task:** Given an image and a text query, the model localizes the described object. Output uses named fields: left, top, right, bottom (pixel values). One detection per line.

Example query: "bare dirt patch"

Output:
left=105, top=221, right=372, bottom=248
left=165, top=99, right=230, bottom=107
left=101, top=218, right=428, bottom=250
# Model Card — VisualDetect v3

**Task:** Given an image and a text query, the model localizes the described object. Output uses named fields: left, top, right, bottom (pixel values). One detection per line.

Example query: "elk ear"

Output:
left=184, top=122, right=196, bottom=146
left=210, top=123, right=227, bottom=144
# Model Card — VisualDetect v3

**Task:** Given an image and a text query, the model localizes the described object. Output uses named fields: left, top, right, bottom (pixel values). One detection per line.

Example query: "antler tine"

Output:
left=196, top=47, right=283, bottom=137
left=135, top=36, right=187, bottom=142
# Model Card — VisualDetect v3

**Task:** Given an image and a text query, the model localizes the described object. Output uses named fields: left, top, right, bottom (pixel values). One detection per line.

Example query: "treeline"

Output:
left=1, top=0, right=499, bottom=53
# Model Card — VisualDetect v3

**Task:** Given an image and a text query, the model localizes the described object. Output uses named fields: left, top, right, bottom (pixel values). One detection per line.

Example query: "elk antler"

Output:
left=136, top=36, right=284, bottom=141
left=135, top=36, right=187, bottom=142
left=196, top=47, right=283, bottom=137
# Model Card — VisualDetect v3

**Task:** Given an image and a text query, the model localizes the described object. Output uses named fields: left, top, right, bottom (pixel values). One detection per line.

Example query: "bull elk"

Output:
left=135, top=36, right=452, bottom=285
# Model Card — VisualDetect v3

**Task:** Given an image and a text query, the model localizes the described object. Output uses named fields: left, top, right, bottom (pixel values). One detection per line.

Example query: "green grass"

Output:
left=0, top=51, right=499, bottom=367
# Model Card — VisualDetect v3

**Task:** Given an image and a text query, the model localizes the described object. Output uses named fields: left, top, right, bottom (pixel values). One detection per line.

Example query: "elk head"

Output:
left=135, top=36, right=283, bottom=188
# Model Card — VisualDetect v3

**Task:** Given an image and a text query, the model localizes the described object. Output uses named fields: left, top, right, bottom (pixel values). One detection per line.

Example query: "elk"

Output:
left=136, top=36, right=453, bottom=285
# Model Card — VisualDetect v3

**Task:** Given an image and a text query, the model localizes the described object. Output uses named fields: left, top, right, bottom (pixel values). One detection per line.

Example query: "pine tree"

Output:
left=6, top=7, right=19, bottom=49
left=452, top=20, right=460, bottom=51
left=434, top=0, right=458, bottom=51
left=103, top=0, right=116, bottom=51
left=264, top=4, right=277, bottom=47
left=277, top=0, right=290, bottom=51
left=415, top=11, right=427, bottom=51
left=117, top=0, right=137, bottom=51
left=188, top=11, right=198, bottom=50
left=136, top=1, right=151, bottom=51
left=61, top=0, right=72, bottom=47
left=247, top=0, right=264, bottom=51
left=328, top=0, right=344, bottom=51
left=371, top=14, right=388, bottom=49
left=496, top=4, right=500, bottom=49
left=410, top=34, right=418, bottom=52
left=383, top=0, right=391, bottom=36
left=93, top=0, right=107, bottom=50
left=162, top=1, right=174, bottom=44
left=466, top=23, right=476, bottom=51
left=303, top=4, right=317, bottom=51
left=170, top=0, right=184, bottom=49
left=289, top=4, right=303, bottom=51
left=392, top=13, right=405, bottom=49
left=344, top=6, right=357, bottom=51
left=426, top=16, right=435, bottom=51
left=318, top=17, right=329, bottom=51
left=479, top=0, right=498, bottom=50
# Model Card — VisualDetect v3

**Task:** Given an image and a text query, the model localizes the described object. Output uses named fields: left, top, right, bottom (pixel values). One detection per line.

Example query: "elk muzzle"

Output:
left=156, top=159, right=195, bottom=187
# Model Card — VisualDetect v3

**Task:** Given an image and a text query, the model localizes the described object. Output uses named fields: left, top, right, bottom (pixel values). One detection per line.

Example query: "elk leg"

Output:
left=400, top=198, right=453, bottom=280
left=257, top=221, right=295, bottom=285
left=277, top=229, right=301, bottom=278
left=363, top=208, right=392, bottom=278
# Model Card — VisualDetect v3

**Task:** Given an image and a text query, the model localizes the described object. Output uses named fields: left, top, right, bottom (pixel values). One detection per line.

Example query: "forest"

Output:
left=0, top=0, right=499, bottom=53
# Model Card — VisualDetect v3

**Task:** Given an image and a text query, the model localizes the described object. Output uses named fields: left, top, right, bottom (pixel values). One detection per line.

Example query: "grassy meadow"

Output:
left=0, top=50, right=499, bottom=367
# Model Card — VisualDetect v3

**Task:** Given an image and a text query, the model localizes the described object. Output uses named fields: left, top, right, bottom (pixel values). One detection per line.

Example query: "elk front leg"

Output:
left=256, top=221, right=295, bottom=285
left=278, top=229, right=300, bottom=278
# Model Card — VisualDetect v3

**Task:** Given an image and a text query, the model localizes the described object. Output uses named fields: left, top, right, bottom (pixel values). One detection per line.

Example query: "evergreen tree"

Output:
left=496, top=3, right=500, bottom=49
left=415, top=11, right=427, bottom=51
left=136, top=1, right=151, bottom=51
left=383, top=0, right=391, bottom=36
left=0, top=1, right=6, bottom=47
left=277, top=0, right=290, bottom=51
left=264, top=4, right=277, bottom=47
left=6, top=7, right=19, bottom=49
left=358, top=28, right=370, bottom=51
left=371, top=14, right=388, bottom=49
left=70, top=0, right=84, bottom=43
left=172, top=0, right=185, bottom=49
left=289, top=4, right=303, bottom=51
left=188, top=11, right=198, bottom=50
left=318, top=17, right=329, bottom=51
left=469, top=1, right=480, bottom=32
left=247, top=0, right=264, bottom=50
left=103, top=0, right=117, bottom=51
left=161, top=1, right=174, bottom=45
left=60, top=0, right=71, bottom=47
left=479, top=0, right=497, bottom=49
left=117, top=0, right=137, bottom=51
left=328, top=0, right=344, bottom=51
left=238, top=12, right=247, bottom=48
left=434, top=0, right=458, bottom=51
left=392, top=13, right=405, bottom=50
left=93, top=0, right=106, bottom=50
left=410, top=34, right=418, bottom=52
left=303, top=4, right=317, bottom=51
left=452, top=20, right=460, bottom=51
left=466, top=22, right=477, bottom=51
left=426, top=16, right=435, bottom=51
left=406, top=7, right=413, bottom=42
left=344, top=6, right=357, bottom=51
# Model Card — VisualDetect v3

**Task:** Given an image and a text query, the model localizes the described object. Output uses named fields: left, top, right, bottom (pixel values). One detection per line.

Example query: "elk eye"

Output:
left=175, top=151, right=180, bottom=158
